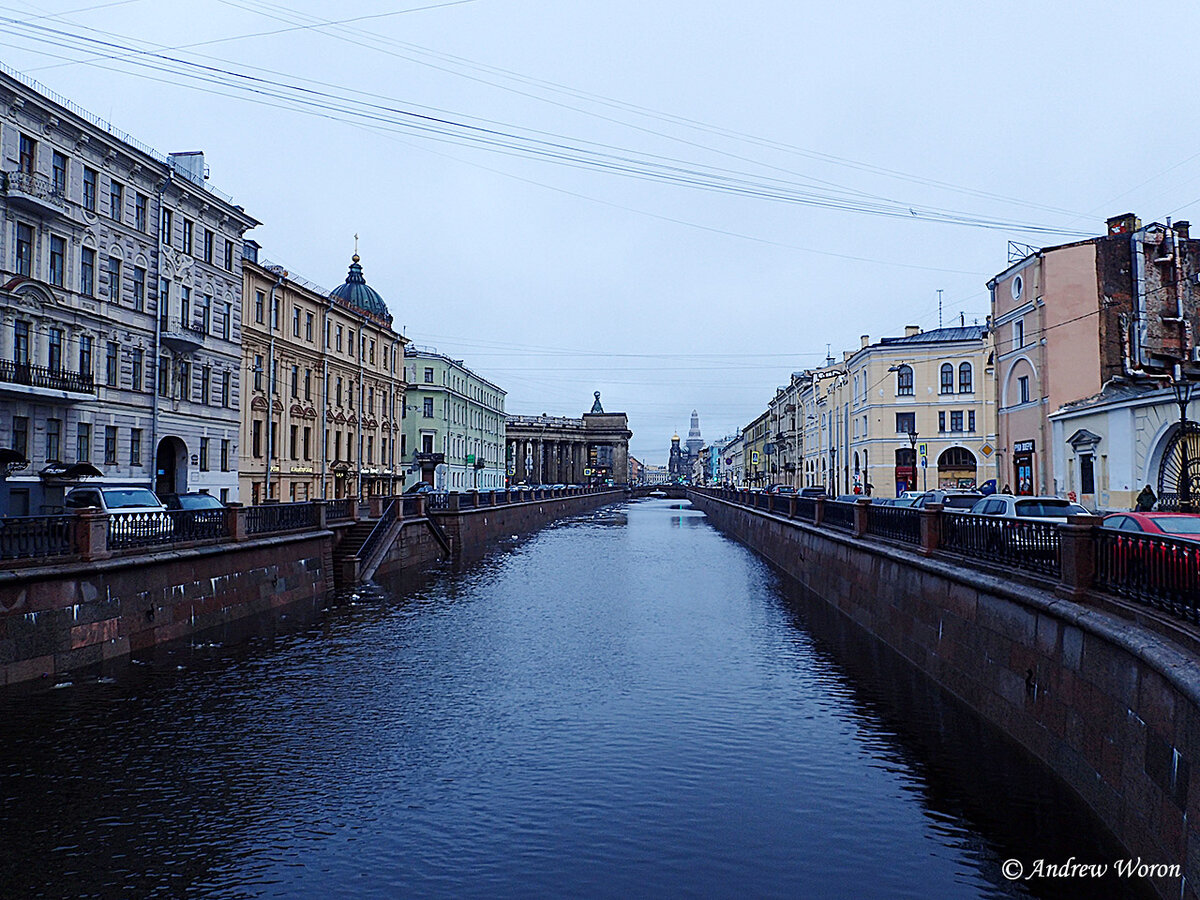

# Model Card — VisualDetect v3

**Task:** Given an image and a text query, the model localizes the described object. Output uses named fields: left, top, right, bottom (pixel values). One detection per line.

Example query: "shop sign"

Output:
left=1014, top=440, right=1035, bottom=454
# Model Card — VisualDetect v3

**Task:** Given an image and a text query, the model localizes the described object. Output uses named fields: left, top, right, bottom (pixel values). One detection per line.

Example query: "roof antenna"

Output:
left=938, top=289, right=944, bottom=328
left=960, top=310, right=965, bottom=327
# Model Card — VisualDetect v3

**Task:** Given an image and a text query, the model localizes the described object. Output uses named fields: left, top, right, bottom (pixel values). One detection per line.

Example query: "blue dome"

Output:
left=330, top=255, right=391, bottom=324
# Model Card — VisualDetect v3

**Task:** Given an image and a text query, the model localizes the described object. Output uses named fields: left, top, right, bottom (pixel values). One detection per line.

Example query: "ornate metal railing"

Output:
left=357, top=500, right=398, bottom=566
left=940, top=514, right=1061, bottom=578
left=0, top=359, right=95, bottom=394
left=325, top=499, right=353, bottom=522
left=425, top=493, right=450, bottom=512
left=168, top=509, right=229, bottom=543
left=866, top=505, right=921, bottom=545
left=108, top=511, right=174, bottom=549
left=823, top=500, right=857, bottom=531
left=794, top=497, right=817, bottom=522
left=459, top=492, right=477, bottom=509
left=246, top=502, right=318, bottom=535
left=402, top=496, right=423, bottom=517
left=0, top=514, right=76, bottom=560
left=3, top=169, right=68, bottom=208
left=1094, top=530, right=1200, bottom=623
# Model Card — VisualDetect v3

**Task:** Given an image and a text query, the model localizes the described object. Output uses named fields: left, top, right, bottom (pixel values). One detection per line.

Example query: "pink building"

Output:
left=988, top=214, right=1200, bottom=496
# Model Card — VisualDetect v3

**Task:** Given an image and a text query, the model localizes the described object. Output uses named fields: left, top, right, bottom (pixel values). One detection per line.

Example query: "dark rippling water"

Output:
left=0, top=499, right=1151, bottom=899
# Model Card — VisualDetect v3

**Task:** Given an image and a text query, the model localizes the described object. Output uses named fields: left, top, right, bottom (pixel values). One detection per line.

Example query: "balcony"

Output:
left=3, top=170, right=69, bottom=216
left=160, top=318, right=206, bottom=353
left=0, top=359, right=95, bottom=401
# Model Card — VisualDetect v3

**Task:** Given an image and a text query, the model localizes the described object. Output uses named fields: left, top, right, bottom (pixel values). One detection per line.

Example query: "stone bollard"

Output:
left=75, top=508, right=111, bottom=561
left=448, top=492, right=461, bottom=512
left=814, top=497, right=826, bottom=527
left=854, top=498, right=871, bottom=537
left=919, top=503, right=943, bottom=557
left=224, top=502, right=247, bottom=541
left=369, top=496, right=384, bottom=518
left=313, top=500, right=328, bottom=531
left=349, top=497, right=362, bottom=523
left=1057, top=514, right=1103, bottom=599
left=416, top=495, right=427, bottom=518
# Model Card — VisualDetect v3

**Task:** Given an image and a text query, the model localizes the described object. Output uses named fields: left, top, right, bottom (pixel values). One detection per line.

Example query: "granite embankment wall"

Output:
left=691, top=491, right=1200, bottom=900
left=0, top=531, right=330, bottom=688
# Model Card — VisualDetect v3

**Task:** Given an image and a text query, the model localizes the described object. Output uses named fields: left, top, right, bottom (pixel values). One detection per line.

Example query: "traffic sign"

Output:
left=980, top=443, right=994, bottom=458
left=921, top=456, right=928, bottom=468
left=918, top=442, right=928, bottom=456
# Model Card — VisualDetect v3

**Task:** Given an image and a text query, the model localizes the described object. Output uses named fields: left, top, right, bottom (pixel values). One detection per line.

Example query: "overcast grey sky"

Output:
left=5, top=0, right=1200, bottom=463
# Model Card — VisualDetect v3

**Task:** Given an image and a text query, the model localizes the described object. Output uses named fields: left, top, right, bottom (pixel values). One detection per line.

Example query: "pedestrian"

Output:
left=865, top=482, right=874, bottom=497
left=1001, top=483, right=1012, bottom=494
left=1135, top=484, right=1156, bottom=512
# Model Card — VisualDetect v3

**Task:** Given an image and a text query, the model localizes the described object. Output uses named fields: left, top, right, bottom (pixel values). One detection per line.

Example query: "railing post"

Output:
left=75, top=509, right=110, bottom=561
left=788, top=496, right=796, bottom=519
left=226, top=502, right=248, bottom=541
left=1057, top=515, right=1102, bottom=599
left=349, top=497, right=362, bottom=523
left=416, top=496, right=427, bottom=518
left=814, top=497, right=825, bottom=527
left=448, top=492, right=461, bottom=512
left=314, top=500, right=328, bottom=531
left=854, top=498, right=871, bottom=537
left=919, top=503, right=943, bottom=557
left=369, top=496, right=383, bottom=518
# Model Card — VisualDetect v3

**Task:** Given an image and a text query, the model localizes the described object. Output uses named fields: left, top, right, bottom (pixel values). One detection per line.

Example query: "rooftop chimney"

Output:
left=860, top=334, right=870, bottom=348
left=904, top=325, right=920, bottom=337
left=1175, top=220, right=1191, bottom=239
left=168, top=151, right=207, bottom=187
left=1107, top=212, right=1141, bottom=235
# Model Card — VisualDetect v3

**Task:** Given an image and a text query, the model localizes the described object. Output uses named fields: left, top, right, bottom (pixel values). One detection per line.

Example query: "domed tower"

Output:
left=669, top=432, right=683, bottom=481
left=685, top=410, right=703, bottom=461
left=329, top=252, right=392, bottom=326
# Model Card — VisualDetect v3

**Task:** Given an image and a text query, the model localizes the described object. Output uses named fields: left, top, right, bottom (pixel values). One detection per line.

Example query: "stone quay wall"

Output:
left=0, top=531, right=330, bottom=688
left=690, top=491, right=1200, bottom=900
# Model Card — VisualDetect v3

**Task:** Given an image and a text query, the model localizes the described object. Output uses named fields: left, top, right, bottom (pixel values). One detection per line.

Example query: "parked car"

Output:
left=798, top=486, right=828, bottom=498
left=834, top=494, right=865, bottom=504
left=1102, top=512, right=1200, bottom=539
left=159, top=491, right=225, bottom=510
left=65, top=486, right=169, bottom=538
left=890, top=497, right=917, bottom=508
left=969, top=495, right=1090, bottom=522
left=405, top=481, right=439, bottom=494
left=914, top=490, right=984, bottom=511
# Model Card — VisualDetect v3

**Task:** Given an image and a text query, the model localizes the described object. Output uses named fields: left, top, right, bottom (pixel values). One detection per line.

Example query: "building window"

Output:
left=1018, top=375, right=1030, bottom=404
left=369, top=339, right=375, bottom=364
left=305, top=311, right=314, bottom=342
left=203, top=229, right=214, bottom=264
left=199, top=437, right=209, bottom=471
left=130, top=428, right=142, bottom=465
left=255, top=290, right=264, bottom=324
left=220, top=439, right=230, bottom=471
left=81, top=247, right=95, bottom=297
left=423, top=397, right=434, bottom=418
left=950, top=411, right=964, bottom=432
left=110, top=180, right=123, bottom=221
left=968, top=410, right=976, bottom=432
left=158, top=356, right=170, bottom=397
left=895, top=365, right=913, bottom=396
left=367, top=386, right=374, bottom=415
left=289, top=425, right=298, bottom=460
left=958, top=362, right=972, bottom=393
left=10, top=416, right=29, bottom=462
left=272, top=297, right=279, bottom=331
left=272, top=360, right=278, bottom=395
left=105, top=342, right=119, bottom=386
left=348, top=330, right=355, bottom=358
left=201, top=295, right=212, bottom=333
left=180, top=286, right=191, bottom=328
left=46, top=418, right=61, bottom=461
left=367, top=435, right=374, bottom=464
left=161, top=207, right=173, bottom=246
left=1080, top=454, right=1095, bottom=494
left=15, top=222, right=33, bottom=277
left=303, top=427, right=311, bottom=460
left=939, top=363, right=954, bottom=395
left=133, top=266, right=146, bottom=312
left=336, top=325, right=343, bottom=352
left=290, top=365, right=299, bottom=399
left=76, top=422, right=91, bottom=463
left=335, top=376, right=342, bottom=406
left=201, top=366, right=211, bottom=404
left=104, top=425, right=117, bottom=466
left=135, top=193, right=148, bottom=232
left=221, top=371, right=231, bottom=407
left=79, top=335, right=93, bottom=377
left=424, top=366, right=434, bottom=384
left=223, top=239, right=234, bottom=271
left=178, top=360, right=190, bottom=400
left=252, top=420, right=262, bottom=457
left=106, top=257, right=121, bottom=302
left=18, top=134, right=35, bottom=174
left=83, top=167, right=97, bottom=212
left=159, top=280, right=171, bottom=330
left=938, top=411, right=946, bottom=432
left=49, top=235, right=65, bottom=286
left=52, top=151, right=67, bottom=195
left=292, top=307, right=301, bottom=337
left=132, top=348, right=144, bottom=391
left=48, top=328, right=63, bottom=372
left=182, top=218, right=193, bottom=255
left=253, top=355, right=263, bottom=392
left=304, top=368, right=312, bottom=401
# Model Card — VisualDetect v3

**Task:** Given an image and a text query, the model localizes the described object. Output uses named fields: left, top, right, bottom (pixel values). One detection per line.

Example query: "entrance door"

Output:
left=1014, top=454, right=1034, bottom=495
left=155, top=437, right=186, bottom=496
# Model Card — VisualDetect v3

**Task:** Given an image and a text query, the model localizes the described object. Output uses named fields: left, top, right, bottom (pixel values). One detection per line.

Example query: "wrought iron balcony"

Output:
left=3, top=170, right=69, bottom=215
left=160, top=318, right=205, bottom=353
left=0, top=359, right=95, bottom=399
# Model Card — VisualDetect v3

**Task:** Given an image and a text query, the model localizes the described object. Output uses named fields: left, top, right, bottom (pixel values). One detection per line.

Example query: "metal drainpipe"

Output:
left=264, top=270, right=285, bottom=502
left=149, top=169, right=172, bottom=493
left=390, top=338, right=400, bottom=495
left=320, top=298, right=331, bottom=498
left=357, top=321, right=364, bottom=499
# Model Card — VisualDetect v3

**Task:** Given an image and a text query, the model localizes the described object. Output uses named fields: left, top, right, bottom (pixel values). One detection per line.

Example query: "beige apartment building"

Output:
left=240, top=250, right=408, bottom=503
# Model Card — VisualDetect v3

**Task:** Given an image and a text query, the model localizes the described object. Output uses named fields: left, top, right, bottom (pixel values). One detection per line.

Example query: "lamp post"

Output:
left=1171, top=368, right=1195, bottom=512
left=907, top=429, right=919, bottom=495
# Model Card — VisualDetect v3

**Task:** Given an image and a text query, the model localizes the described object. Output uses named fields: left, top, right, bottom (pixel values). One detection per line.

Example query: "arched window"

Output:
left=938, top=446, right=977, bottom=468
left=958, top=362, right=973, bottom=393
left=896, top=365, right=914, bottom=396
left=940, top=363, right=955, bottom=394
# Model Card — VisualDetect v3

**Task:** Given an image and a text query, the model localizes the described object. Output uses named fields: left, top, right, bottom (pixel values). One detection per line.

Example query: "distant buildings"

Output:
left=668, top=410, right=704, bottom=482
left=505, top=392, right=632, bottom=486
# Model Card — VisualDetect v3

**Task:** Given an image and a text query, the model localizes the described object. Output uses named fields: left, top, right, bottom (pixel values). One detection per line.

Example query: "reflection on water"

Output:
left=0, top=498, right=1149, bottom=899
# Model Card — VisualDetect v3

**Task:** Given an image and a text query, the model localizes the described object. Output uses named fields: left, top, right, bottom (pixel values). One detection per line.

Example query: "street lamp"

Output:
left=907, top=429, right=920, bottom=494
left=1171, top=368, right=1195, bottom=512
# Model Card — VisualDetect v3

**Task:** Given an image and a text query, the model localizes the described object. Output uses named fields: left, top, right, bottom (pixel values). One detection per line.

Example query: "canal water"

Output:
left=0, top=499, right=1150, bottom=899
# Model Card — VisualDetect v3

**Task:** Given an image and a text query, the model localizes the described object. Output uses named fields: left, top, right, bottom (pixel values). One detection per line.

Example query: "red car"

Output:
left=1102, top=512, right=1200, bottom=538
left=1099, top=513, right=1200, bottom=604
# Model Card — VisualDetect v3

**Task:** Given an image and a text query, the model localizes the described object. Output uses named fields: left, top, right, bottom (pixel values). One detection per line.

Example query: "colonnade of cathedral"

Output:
left=507, top=437, right=594, bottom=485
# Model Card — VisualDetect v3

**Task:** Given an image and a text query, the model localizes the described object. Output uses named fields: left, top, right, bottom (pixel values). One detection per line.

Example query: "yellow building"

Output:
left=240, top=250, right=408, bottom=503
left=741, top=409, right=770, bottom=488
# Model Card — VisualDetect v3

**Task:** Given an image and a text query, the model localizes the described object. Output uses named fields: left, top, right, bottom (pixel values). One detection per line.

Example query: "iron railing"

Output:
left=246, top=502, right=318, bottom=535
left=0, top=359, right=95, bottom=394
left=425, top=493, right=450, bottom=512
left=1094, top=530, right=1200, bottom=623
left=794, top=497, right=817, bottom=521
left=939, top=514, right=1061, bottom=579
left=3, top=170, right=68, bottom=209
left=402, top=496, right=423, bottom=517
left=325, top=499, right=353, bottom=522
left=0, top=514, right=75, bottom=560
left=823, top=500, right=857, bottom=531
left=867, top=505, right=921, bottom=545
left=357, top=500, right=398, bottom=566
